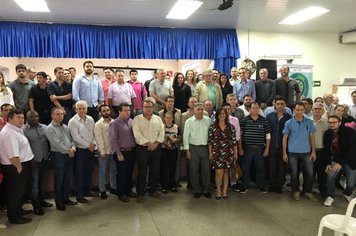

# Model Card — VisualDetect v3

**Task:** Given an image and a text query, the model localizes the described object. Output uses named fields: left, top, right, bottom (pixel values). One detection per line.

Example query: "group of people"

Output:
left=0, top=62, right=356, bottom=228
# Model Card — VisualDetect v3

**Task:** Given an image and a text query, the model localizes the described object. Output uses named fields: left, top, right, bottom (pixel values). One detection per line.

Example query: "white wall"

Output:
left=236, top=30, right=356, bottom=99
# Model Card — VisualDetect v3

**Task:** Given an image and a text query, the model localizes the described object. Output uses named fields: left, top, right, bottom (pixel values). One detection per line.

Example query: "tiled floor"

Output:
left=0, top=185, right=353, bottom=236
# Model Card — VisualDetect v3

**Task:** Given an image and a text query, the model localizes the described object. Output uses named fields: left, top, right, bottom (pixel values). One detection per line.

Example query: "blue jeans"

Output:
left=74, top=148, right=95, bottom=197
left=52, top=152, right=71, bottom=205
left=288, top=152, right=313, bottom=193
left=242, top=145, right=265, bottom=189
left=326, top=163, right=356, bottom=197
left=98, top=154, right=117, bottom=192
left=31, top=159, right=50, bottom=208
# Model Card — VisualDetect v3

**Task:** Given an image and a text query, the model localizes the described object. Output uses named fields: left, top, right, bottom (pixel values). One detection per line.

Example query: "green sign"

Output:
left=313, top=81, right=321, bottom=87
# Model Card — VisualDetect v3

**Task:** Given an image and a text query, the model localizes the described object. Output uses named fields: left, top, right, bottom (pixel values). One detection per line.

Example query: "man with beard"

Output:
left=94, top=105, right=117, bottom=199
left=275, top=65, right=301, bottom=110
left=72, top=61, right=104, bottom=122
left=9, top=64, right=35, bottom=113
left=323, top=115, right=356, bottom=206
left=238, top=95, right=264, bottom=117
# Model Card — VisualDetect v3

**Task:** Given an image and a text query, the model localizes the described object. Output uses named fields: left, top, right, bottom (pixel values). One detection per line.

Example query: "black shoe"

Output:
left=21, top=209, right=33, bottom=215
left=259, top=188, right=268, bottom=194
left=56, top=204, right=66, bottom=211
left=110, top=188, right=118, bottom=196
left=100, top=192, right=108, bottom=200
left=40, top=201, right=53, bottom=208
left=84, top=191, right=95, bottom=197
left=175, top=181, right=182, bottom=188
left=64, top=199, right=78, bottom=205
left=187, top=183, right=193, bottom=190
left=161, top=189, right=168, bottom=194
left=34, top=207, right=44, bottom=216
left=118, top=196, right=130, bottom=203
left=76, top=197, right=89, bottom=203
left=170, top=187, right=178, bottom=192
left=194, top=193, right=201, bottom=198
left=274, top=187, right=282, bottom=194
left=239, top=188, right=248, bottom=194
left=128, top=192, right=138, bottom=198
left=204, top=192, right=212, bottom=198
left=10, top=216, right=32, bottom=224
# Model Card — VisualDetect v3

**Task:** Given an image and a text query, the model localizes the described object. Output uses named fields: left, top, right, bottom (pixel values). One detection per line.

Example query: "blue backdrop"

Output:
left=0, top=22, right=240, bottom=74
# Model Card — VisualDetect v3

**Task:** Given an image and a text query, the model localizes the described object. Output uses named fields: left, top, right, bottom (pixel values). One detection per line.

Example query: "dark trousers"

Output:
left=87, top=106, right=99, bottom=122
left=314, top=149, right=327, bottom=194
left=242, top=145, right=265, bottom=189
left=74, top=148, right=94, bottom=197
left=188, top=145, right=210, bottom=194
left=136, top=145, right=161, bottom=195
left=160, top=148, right=178, bottom=189
left=114, top=150, right=136, bottom=196
left=52, top=152, right=71, bottom=205
left=2, top=161, right=31, bottom=222
left=268, top=147, right=285, bottom=188
left=31, top=159, right=50, bottom=208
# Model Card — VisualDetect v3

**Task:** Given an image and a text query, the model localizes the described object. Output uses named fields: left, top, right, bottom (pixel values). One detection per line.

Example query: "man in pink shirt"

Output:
left=128, top=69, right=146, bottom=116
left=101, top=67, right=116, bottom=105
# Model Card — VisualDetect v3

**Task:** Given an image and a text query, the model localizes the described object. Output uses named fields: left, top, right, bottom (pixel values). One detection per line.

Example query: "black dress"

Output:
left=173, top=84, right=191, bottom=113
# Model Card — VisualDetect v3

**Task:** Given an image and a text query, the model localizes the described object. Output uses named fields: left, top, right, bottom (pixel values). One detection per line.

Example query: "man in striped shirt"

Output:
left=239, top=102, right=271, bottom=193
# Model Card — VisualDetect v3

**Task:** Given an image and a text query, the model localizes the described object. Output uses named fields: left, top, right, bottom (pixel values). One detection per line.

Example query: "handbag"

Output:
left=230, top=163, right=243, bottom=182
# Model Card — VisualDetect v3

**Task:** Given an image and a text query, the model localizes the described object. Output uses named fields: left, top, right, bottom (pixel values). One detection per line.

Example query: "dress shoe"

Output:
left=56, top=204, right=66, bottom=211
left=64, top=199, right=78, bottom=205
left=187, top=183, right=193, bottom=190
left=161, top=189, right=168, bottom=194
left=21, top=209, right=33, bottom=215
left=137, top=195, right=145, bottom=204
left=149, top=192, right=162, bottom=199
left=100, top=192, right=108, bottom=200
left=170, top=187, right=178, bottom=192
left=204, top=192, right=212, bottom=198
left=84, top=191, right=95, bottom=197
left=40, top=201, right=53, bottom=208
left=110, top=188, right=118, bottom=196
left=34, top=207, right=44, bottom=216
left=119, top=196, right=130, bottom=203
left=194, top=193, right=201, bottom=198
left=10, top=216, right=32, bottom=224
left=175, top=181, right=182, bottom=187
left=76, top=197, right=89, bottom=203
left=128, top=192, right=138, bottom=198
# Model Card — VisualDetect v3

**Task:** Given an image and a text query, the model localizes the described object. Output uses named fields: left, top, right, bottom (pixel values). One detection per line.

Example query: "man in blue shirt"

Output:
left=72, top=61, right=104, bottom=122
left=282, top=101, right=317, bottom=201
left=233, top=67, right=256, bottom=104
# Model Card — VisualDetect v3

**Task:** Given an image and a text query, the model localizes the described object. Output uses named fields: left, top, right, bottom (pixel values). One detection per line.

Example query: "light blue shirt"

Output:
left=183, top=116, right=211, bottom=149
left=72, top=75, right=104, bottom=107
left=282, top=116, right=316, bottom=153
left=233, top=79, right=256, bottom=102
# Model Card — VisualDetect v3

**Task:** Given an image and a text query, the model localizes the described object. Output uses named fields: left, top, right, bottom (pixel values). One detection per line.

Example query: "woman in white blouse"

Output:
left=0, top=71, right=14, bottom=107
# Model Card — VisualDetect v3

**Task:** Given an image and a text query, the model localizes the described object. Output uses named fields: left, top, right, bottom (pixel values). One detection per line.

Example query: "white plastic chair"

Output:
left=318, top=197, right=356, bottom=236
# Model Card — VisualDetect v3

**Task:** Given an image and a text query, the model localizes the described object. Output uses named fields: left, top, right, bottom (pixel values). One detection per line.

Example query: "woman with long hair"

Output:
left=185, top=70, right=196, bottom=95
left=0, top=71, right=14, bottom=106
left=208, top=108, right=237, bottom=200
left=218, top=73, right=233, bottom=104
left=173, top=72, right=191, bottom=113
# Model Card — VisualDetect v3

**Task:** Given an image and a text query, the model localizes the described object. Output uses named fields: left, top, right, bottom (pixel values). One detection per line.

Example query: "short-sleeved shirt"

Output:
left=29, top=84, right=51, bottom=111
left=9, top=78, right=35, bottom=112
left=47, top=80, right=73, bottom=109
left=0, top=123, right=34, bottom=165
left=282, top=116, right=316, bottom=153
left=240, top=115, right=271, bottom=146
left=108, top=82, right=136, bottom=106
left=128, top=80, right=147, bottom=110
left=149, top=79, right=172, bottom=101
left=275, top=78, right=300, bottom=107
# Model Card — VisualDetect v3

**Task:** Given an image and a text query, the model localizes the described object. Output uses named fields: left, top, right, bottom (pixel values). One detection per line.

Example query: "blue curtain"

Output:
left=0, top=21, right=239, bottom=71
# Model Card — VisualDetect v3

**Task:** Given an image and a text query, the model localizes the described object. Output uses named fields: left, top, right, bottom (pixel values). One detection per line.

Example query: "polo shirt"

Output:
left=9, top=78, right=35, bottom=112
left=282, top=116, right=316, bottom=153
left=29, top=84, right=51, bottom=112
left=149, top=79, right=172, bottom=101
left=128, top=80, right=147, bottom=110
left=240, top=115, right=271, bottom=146
left=47, top=80, right=73, bottom=109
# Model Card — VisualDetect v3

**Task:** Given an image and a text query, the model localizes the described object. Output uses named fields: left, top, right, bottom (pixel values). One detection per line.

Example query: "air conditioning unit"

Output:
left=340, top=31, right=356, bottom=44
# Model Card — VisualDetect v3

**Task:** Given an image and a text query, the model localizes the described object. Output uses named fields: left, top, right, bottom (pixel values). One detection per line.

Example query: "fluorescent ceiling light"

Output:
left=279, top=6, right=329, bottom=25
left=14, top=0, right=50, bottom=12
left=166, top=0, right=203, bottom=20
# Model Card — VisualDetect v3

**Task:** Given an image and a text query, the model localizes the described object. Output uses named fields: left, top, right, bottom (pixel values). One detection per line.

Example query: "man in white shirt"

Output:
left=133, top=99, right=165, bottom=203
left=68, top=100, right=97, bottom=204
left=0, top=109, right=33, bottom=224
left=348, top=90, right=356, bottom=119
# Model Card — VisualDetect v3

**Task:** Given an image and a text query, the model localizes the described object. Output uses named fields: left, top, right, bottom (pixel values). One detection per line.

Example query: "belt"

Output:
left=190, top=144, right=207, bottom=147
left=120, top=148, right=135, bottom=151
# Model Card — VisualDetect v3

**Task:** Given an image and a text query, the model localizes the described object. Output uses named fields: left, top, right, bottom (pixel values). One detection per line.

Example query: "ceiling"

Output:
left=0, top=0, right=355, bottom=33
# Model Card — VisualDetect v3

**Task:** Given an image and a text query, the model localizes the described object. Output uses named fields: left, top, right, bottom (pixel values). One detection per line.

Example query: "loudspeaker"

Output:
left=256, top=59, right=277, bottom=80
